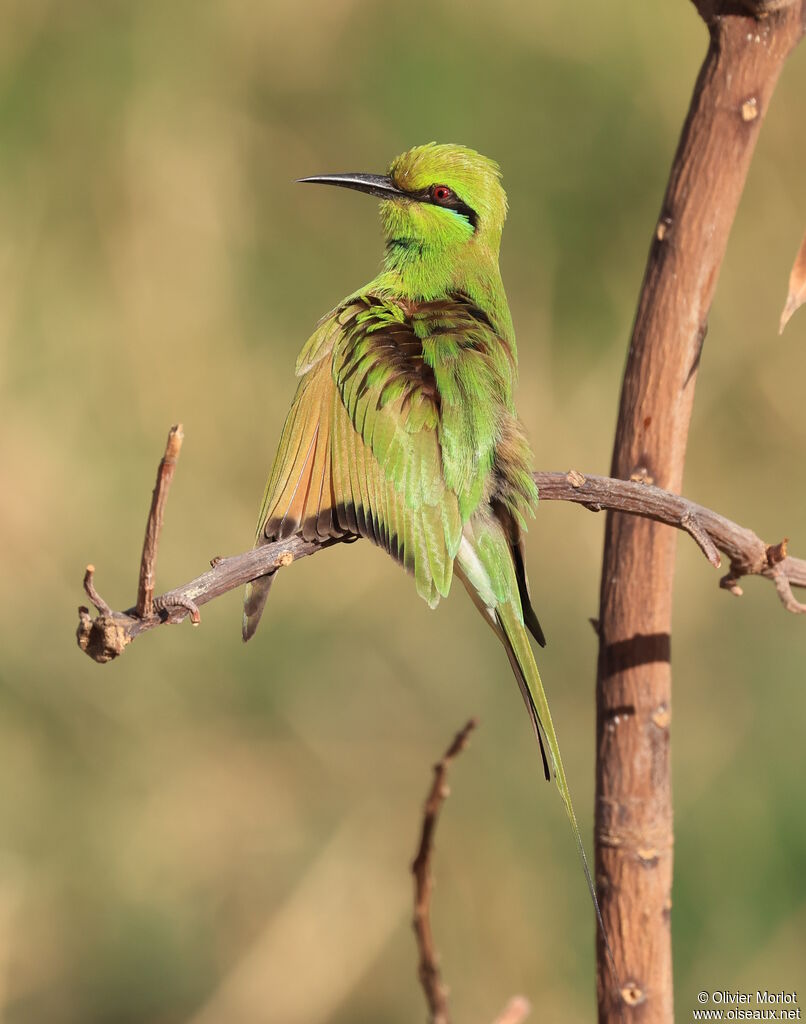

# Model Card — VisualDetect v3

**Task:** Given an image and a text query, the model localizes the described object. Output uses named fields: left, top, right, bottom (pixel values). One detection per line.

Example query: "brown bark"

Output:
left=594, top=4, right=806, bottom=1022
left=136, top=424, right=183, bottom=618
left=408, top=719, right=531, bottom=1024
left=411, top=718, right=478, bottom=1024
left=76, top=460, right=806, bottom=666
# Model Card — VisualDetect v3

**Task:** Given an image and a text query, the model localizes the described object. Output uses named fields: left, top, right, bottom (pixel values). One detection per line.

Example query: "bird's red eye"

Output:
left=431, top=185, right=453, bottom=203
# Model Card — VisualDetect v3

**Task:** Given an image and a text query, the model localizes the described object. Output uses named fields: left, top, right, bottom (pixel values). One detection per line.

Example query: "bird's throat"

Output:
left=379, top=238, right=454, bottom=300
left=378, top=239, right=509, bottom=329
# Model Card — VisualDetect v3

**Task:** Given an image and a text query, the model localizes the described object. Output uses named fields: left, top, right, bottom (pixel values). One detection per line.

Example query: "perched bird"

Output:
left=243, top=143, right=602, bottom=930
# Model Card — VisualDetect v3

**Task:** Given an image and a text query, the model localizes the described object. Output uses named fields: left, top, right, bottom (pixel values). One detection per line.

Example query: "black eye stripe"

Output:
left=432, top=193, right=478, bottom=229
left=407, top=186, right=479, bottom=230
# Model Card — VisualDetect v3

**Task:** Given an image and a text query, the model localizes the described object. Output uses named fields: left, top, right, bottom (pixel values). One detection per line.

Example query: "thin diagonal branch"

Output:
left=534, top=471, right=806, bottom=603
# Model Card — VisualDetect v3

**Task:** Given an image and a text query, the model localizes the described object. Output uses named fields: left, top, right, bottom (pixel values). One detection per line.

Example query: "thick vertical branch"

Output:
left=594, top=5, right=805, bottom=1023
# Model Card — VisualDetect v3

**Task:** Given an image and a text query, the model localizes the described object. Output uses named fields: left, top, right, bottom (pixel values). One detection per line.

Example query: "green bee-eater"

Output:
left=243, top=143, right=603, bottom=929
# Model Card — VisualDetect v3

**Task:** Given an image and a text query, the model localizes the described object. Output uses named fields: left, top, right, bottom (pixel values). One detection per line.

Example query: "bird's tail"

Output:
left=456, top=521, right=619, bottom=990
left=495, top=602, right=601, bottom=913
left=242, top=572, right=276, bottom=642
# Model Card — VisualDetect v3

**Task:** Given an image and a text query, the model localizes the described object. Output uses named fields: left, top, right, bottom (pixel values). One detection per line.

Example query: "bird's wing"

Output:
left=249, top=295, right=519, bottom=634
left=242, top=349, right=342, bottom=640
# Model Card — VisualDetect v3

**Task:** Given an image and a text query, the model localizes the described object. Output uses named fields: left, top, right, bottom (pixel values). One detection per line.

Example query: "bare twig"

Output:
left=75, top=442, right=806, bottom=664
left=136, top=424, right=184, bottom=618
left=411, top=718, right=477, bottom=1024
left=83, top=564, right=111, bottom=616
left=410, top=719, right=529, bottom=1024
left=534, top=471, right=806, bottom=605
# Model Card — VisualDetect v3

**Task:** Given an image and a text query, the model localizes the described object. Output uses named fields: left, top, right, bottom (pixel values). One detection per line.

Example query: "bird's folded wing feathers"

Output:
left=251, top=296, right=474, bottom=609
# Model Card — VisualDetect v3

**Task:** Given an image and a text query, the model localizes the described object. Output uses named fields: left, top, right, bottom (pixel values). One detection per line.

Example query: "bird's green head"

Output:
left=299, top=143, right=509, bottom=299
left=382, top=142, right=507, bottom=254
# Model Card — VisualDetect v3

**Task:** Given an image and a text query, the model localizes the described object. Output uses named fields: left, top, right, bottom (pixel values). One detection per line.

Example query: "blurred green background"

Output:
left=1, top=1, right=805, bottom=1021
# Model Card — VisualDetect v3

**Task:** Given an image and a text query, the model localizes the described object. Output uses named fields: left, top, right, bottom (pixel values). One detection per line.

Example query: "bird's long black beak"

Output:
left=297, top=173, right=406, bottom=199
